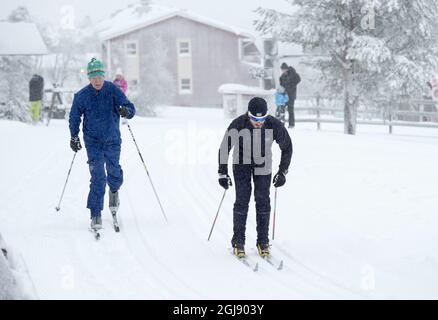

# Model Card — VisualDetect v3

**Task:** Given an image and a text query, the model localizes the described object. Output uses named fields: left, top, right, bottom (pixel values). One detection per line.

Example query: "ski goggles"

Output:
left=248, top=111, right=268, bottom=123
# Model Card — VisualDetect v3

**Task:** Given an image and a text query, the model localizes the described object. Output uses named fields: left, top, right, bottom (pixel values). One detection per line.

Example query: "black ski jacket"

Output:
left=29, top=74, right=44, bottom=102
left=279, top=67, right=301, bottom=100
left=218, top=114, right=293, bottom=175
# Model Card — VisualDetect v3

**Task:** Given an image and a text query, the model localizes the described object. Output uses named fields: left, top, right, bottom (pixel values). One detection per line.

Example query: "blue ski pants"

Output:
left=85, top=139, right=123, bottom=217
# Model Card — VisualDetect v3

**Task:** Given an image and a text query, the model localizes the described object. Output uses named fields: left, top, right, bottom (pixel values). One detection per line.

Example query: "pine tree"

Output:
left=256, top=0, right=438, bottom=135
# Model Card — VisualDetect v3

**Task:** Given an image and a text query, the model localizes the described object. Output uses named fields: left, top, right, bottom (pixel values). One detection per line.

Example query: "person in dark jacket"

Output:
left=218, top=97, right=293, bottom=258
left=279, top=63, right=301, bottom=128
left=69, top=58, right=136, bottom=231
left=29, top=74, right=44, bottom=124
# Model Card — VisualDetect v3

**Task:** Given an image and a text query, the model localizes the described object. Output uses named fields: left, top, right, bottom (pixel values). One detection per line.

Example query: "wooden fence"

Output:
left=294, top=96, right=438, bottom=133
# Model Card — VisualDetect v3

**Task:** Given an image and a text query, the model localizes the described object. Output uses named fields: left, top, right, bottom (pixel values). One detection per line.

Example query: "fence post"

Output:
left=316, top=95, right=321, bottom=131
left=389, top=100, right=393, bottom=135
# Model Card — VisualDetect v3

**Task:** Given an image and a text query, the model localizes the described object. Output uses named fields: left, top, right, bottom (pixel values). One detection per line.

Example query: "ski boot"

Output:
left=109, top=190, right=120, bottom=213
left=233, top=243, right=246, bottom=258
left=109, top=191, right=120, bottom=232
left=90, top=216, right=103, bottom=231
left=257, top=243, right=271, bottom=258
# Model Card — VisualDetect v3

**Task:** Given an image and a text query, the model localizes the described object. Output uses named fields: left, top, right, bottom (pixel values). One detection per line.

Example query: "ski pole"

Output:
left=272, top=187, right=278, bottom=241
left=207, top=189, right=228, bottom=241
left=126, top=120, right=168, bottom=223
left=55, top=152, right=77, bottom=212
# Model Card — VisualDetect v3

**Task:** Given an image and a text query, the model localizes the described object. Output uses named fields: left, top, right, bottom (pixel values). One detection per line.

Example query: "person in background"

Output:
left=29, top=74, right=44, bottom=124
left=113, top=68, right=129, bottom=125
left=113, top=68, right=128, bottom=94
left=274, top=86, right=289, bottom=126
left=279, top=63, right=301, bottom=128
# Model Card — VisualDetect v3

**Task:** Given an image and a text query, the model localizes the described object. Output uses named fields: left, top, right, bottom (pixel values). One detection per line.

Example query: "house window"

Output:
left=179, top=78, right=192, bottom=94
left=178, top=39, right=191, bottom=56
left=126, top=42, right=137, bottom=57
left=128, top=79, right=138, bottom=91
left=239, top=38, right=261, bottom=64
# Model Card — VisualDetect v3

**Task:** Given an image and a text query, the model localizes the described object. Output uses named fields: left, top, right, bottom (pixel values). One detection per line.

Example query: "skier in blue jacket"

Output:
left=69, top=58, right=136, bottom=231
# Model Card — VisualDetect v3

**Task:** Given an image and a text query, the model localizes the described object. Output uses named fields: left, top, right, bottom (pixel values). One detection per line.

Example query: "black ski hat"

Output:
left=280, top=62, right=288, bottom=70
left=248, top=97, right=268, bottom=117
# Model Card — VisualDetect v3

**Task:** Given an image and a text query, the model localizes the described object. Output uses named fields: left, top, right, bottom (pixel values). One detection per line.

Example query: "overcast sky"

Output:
left=1, top=0, right=293, bottom=33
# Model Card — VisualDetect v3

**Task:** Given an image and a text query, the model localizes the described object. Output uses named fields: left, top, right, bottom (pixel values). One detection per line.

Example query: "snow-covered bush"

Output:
left=0, top=56, right=34, bottom=122
left=0, top=234, right=21, bottom=300
left=0, top=100, right=30, bottom=122
left=0, top=233, right=36, bottom=300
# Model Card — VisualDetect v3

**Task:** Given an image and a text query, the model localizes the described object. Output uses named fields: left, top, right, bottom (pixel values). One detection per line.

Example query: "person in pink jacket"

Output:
left=113, top=68, right=128, bottom=94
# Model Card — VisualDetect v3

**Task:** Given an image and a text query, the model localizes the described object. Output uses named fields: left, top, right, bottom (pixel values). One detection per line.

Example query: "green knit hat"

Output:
left=87, top=58, right=105, bottom=78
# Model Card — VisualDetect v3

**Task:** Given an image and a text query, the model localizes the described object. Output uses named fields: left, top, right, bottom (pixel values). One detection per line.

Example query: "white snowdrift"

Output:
left=0, top=233, right=36, bottom=299
left=0, top=234, right=18, bottom=300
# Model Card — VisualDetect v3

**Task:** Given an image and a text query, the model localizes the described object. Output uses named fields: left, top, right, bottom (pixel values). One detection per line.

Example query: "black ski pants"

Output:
left=232, top=165, right=271, bottom=247
left=287, top=99, right=295, bottom=127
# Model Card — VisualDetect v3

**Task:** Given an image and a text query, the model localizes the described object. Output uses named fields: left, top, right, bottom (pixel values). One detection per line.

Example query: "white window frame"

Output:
left=179, top=78, right=192, bottom=95
left=238, top=38, right=243, bottom=61
left=125, top=41, right=138, bottom=57
left=238, top=38, right=261, bottom=64
left=238, top=38, right=253, bottom=61
left=128, top=79, right=139, bottom=90
left=177, top=38, right=191, bottom=56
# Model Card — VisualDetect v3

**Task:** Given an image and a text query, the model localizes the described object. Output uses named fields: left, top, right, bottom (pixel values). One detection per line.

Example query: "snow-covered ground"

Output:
left=1, top=106, right=438, bottom=299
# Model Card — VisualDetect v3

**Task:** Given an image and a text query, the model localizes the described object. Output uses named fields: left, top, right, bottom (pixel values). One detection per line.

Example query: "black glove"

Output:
left=273, top=171, right=286, bottom=188
left=119, top=106, right=129, bottom=118
left=70, top=137, right=82, bottom=152
left=218, top=174, right=232, bottom=190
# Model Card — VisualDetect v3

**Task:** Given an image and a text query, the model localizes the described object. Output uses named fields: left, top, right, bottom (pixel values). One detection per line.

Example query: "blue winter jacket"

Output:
left=69, top=81, right=136, bottom=143
left=275, top=92, right=289, bottom=106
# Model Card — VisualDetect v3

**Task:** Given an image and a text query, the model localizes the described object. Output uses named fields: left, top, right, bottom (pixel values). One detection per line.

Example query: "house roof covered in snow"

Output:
left=0, top=22, right=48, bottom=56
left=96, top=4, right=255, bottom=41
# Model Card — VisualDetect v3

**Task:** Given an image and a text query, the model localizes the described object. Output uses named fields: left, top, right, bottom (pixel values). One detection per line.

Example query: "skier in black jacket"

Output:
left=279, top=63, right=301, bottom=128
left=218, top=97, right=293, bottom=258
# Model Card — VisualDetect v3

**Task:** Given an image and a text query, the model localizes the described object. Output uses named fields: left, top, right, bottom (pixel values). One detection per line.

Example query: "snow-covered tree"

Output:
left=132, top=35, right=175, bottom=116
left=256, top=0, right=438, bottom=134
left=40, top=16, right=99, bottom=87
left=135, top=0, right=152, bottom=16
left=7, top=6, right=32, bottom=23
left=0, top=6, right=38, bottom=122
left=0, top=56, right=34, bottom=122
left=0, top=6, right=96, bottom=122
